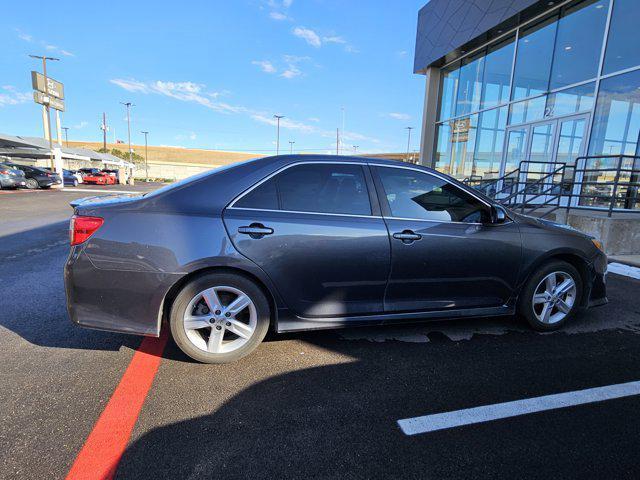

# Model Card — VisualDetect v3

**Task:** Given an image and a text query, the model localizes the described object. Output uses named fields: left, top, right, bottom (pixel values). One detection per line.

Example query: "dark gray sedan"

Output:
left=64, top=155, right=607, bottom=363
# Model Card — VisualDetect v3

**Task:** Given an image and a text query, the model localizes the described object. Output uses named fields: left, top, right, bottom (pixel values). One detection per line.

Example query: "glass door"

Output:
left=500, top=113, right=589, bottom=205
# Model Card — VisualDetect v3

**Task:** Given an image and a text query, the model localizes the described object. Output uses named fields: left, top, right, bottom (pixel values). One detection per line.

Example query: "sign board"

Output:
left=450, top=118, right=471, bottom=143
left=33, top=91, right=65, bottom=111
left=31, top=71, right=64, bottom=99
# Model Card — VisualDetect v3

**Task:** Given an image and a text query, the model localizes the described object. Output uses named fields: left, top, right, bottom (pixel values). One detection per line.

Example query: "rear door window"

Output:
left=234, top=163, right=372, bottom=215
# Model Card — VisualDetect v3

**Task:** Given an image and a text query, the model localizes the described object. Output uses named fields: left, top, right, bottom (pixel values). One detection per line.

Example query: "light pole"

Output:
left=273, top=115, right=284, bottom=155
left=405, top=127, right=413, bottom=162
left=289, top=141, right=295, bottom=154
left=120, top=102, right=134, bottom=164
left=141, top=130, right=149, bottom=180
left=62, top=126, right=69, bottom=147
left=353, top=145, right=359, bottom=154
left=29, top=55, right=59, bottom=169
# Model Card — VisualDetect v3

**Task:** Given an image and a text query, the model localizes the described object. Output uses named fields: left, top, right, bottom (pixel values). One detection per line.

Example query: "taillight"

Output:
left=0, top=170, right=9, bottom=174
left=70, top=215, right=104, bottom=246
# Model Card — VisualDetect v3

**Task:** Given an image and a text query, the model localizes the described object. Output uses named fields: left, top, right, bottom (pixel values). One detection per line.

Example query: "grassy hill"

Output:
left=68, top=141, right=260, bottom=166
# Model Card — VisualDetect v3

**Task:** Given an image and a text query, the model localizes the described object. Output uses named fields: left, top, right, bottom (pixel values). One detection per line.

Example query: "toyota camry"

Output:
left=64, top=155, right=607, bottom=363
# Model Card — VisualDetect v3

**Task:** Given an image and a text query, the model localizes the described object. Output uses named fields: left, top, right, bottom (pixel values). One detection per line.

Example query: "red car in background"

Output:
left=82, top=172, right=117, bottom=185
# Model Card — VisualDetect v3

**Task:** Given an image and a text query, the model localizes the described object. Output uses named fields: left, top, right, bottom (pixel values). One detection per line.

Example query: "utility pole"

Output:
left=289, top=141, right=295, bottom=154
left=141, top=130, right=149, bottom=180
left=340, top=106, right=345, bottom=155
left=121, top=102, right=134, bottom=163
left=29, top=55, right=59, bottom=169
left=273, top=115, right=284, bottom=155
left=62, top=126, right=69, bottom=147
left=101, top=112, right=108, bottom=151
left=405, top=127, right=413, bottom=162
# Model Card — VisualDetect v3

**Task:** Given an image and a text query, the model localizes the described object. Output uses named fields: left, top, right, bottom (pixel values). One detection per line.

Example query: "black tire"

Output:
left=169, top=272, right=271, bottom=363
left=26, top=178, right=39, bottom=189
left=517, top=260, right=583, bottom=331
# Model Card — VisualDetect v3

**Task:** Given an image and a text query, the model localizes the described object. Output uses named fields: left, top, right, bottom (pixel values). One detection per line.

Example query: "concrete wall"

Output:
left=135, top=160, right=222, bottom=181
left=566, top=214, right=640, bottom=256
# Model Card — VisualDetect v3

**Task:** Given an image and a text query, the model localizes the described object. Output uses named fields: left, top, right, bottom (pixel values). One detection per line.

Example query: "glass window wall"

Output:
left=603, top=0, right=640, bottom=74
left=549, top=0, right=609, bottom=90
left=546, top=82, right=595, bottom=117
left=480, top=36, right=515, bottom=109
left=589, top=69, right=640, bottom=156
left=511, top=14, right=558, bottom=100
left=455, top=53, right=484, bottom=116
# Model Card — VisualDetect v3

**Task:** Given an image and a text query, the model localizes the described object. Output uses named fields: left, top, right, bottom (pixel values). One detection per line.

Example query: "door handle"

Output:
left=238, top=223, right=274, bottom=238
left=392, top=230, right=422, bottom=243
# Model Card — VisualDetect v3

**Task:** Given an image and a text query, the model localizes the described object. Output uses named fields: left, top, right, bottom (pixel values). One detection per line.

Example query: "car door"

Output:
left=371, top=164, right=522, bottom=313
left=223, top=161, right=390, bottom=318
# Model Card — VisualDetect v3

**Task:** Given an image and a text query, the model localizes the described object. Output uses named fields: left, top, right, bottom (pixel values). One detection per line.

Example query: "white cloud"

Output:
left=252, top=60, right=277, bottom=74
left=60, top=50, right=75, bottom=57
left=293, top=27, right=321, bottom=47
left=397, top=50, right=408, bottom=58
left=308, top=117, right=320, bottom=123
left=45, top=44, right=57, bottom=51
left=280, top=65, right=301, bottom=79
left=388, top=112, right=411, bottom=121
left=189, top=132, right=197, bottom=140
left=269, top=11, right=288, bottom=20
left=110, top=78, right=244, bottom=114
left=15, top=29, right=74, bottom=56
left=0, top=86, right=31, bottom=107
left=18, top=32, right=32, bottom=42
left=251, top=114, right=316, bottom=134
left=74, top=121, right=89, bottom=129
left=282, top=0, right=293, bottom=7
left=323, top=35, right=346, bottom=44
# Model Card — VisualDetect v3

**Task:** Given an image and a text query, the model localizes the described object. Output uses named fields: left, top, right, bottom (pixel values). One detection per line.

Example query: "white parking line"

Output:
left=397, top=380, right=640, bottom=436
left=608, top=262, right=640, bottom=280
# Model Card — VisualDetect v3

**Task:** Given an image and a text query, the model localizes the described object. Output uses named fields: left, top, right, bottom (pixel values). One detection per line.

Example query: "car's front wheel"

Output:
left=518, top=260, right=583, bottom=331
left=169, top=272, right=271, bottom=363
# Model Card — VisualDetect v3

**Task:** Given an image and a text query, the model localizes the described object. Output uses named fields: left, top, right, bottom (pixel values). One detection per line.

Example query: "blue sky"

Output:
left=1, top=0, right=426, bottom=154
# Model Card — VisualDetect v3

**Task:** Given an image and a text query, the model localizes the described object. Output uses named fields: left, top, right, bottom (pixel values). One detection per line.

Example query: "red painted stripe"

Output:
left=66, top=331, right=168, bottom=480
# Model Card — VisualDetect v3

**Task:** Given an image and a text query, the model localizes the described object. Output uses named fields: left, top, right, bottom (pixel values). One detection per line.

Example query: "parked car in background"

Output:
left=0, top=163, right=27, bottom=189
left=5, top=163, right=62, bottom=189
left=78, top=168, right=102, bottom=178
left=65, top=155, right=608, bottom=364
left=82, top=171, right=117, bottom=185
left=102, top=169, right=120, bottom=183
left=43, top=168, right=80, bottom=187
left=68, top=169, right=83, bottom=184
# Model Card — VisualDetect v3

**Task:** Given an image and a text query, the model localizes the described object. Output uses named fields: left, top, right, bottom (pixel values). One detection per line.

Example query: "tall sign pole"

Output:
left=101, top=112, right=108, bottom=151
left=141, top=130, right=149, bottom=180
left=405, top=127, right=413, bottom=162
left=120, top=102, right=134, bottom=164
left=29, top=55, right=59, bottom=169
left=273, top=115, right=284, bottom=155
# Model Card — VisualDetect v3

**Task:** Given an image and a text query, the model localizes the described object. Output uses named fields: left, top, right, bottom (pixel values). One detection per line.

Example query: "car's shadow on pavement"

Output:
left=115, top=276, right=640, bottom=479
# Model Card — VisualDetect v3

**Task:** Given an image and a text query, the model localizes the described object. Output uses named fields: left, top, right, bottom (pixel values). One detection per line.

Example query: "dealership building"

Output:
left=414, top=0, right=639, bottom=238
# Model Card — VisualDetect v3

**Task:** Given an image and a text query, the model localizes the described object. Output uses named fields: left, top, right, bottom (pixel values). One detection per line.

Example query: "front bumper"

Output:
left=587, top=252, right=608, bottom=308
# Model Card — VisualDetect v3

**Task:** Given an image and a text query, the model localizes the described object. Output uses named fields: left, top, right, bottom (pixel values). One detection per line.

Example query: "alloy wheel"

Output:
left=532, top=271, right=577, bottom=324
left=182, top=285, right=257, bottom=354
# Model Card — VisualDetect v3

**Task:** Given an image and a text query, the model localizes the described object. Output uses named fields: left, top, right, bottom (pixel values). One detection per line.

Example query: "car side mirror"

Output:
left=489, top=205, right=507, bottom=224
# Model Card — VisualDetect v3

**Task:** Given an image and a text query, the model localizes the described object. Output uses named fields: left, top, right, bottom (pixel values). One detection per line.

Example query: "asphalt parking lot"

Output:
left=1, top=185, right=640, bottom=479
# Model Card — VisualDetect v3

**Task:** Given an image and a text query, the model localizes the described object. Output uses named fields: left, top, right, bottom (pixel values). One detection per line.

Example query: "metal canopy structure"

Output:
left=0, top=132, right=134, bottom=169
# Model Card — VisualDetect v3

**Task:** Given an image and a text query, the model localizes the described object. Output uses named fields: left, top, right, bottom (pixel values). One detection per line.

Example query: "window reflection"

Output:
left=474, top=107, right=508, bottom=179
left=509, top=95, right=546, bottom=125
left=549, top=0, right=609, bottom=90
left=438, top=63, right=460, bottom=121
left=603, top=0, right=640, bottom=74
left=546, top=82, right=595, bottom=117
left=434, top=115, right=478, bottom=179
left=456, top=53, right=484, bottom=116
left=589, top=69, right=640, bottom=156
left=512, top=14, right=558, bottom=100
left=480, top=36, right=515, bottom=109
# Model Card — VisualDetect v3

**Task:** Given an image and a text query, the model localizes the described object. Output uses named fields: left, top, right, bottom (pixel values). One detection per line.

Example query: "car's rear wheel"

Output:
left=169, top=272, right=271, bottom=363
left=26, top=178, right=39, bottom=189
left=518, top=260, right=583, bottom=331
